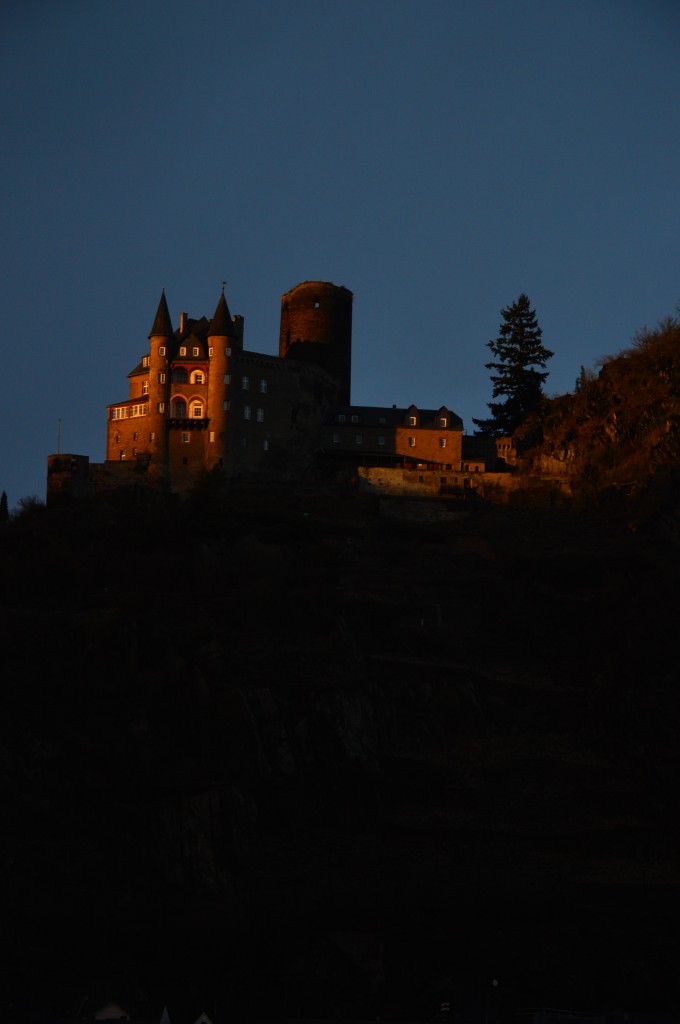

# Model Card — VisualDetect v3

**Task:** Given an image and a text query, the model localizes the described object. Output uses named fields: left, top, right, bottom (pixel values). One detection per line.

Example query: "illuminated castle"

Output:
left=47, top=281, right=472, bottom=503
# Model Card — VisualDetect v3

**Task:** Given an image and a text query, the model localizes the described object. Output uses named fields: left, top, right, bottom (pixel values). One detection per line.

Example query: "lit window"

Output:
left=440, top=417, right=447, bottom=427
left=332, top=433, right=340, bottom=444
left=142, top=356, right=149, bottom=368
left=408, top=436, right=416, bottom=447
left=149, top=432, right=155, bottom=441
left=191, top=370, right=204, bottom=384
left=244, top=405, right=251, bottom=420
left=242, top=376, right=249, bottom=389
left=179, top=346, right=187, bottom=356
left=257, top=408, right=264, bottom=422
left=355, top=434, right=363, bottom=445
left=157, top=402, right=164, bottom=413
left=158, top=372, right=166, bottom=383
left=378, top=435, right=385, bottom=446
left=208, top=347, right=214, bottom=357
left=439, top=438, right=447, bottom=448
left=182, top=432, right=190, bottom=443
left=142, top=380, right=149, bottom=395
left=209, top=431, right=215, bottom=442
left=159, top=346, right=166, bottom=356
left=408, top=416, right=416, bottom=426
left=192, top=346, right=199, bottom=357
left=191, top=402, right=203, bottom=418
left=259, top=379, right=267, bottom=393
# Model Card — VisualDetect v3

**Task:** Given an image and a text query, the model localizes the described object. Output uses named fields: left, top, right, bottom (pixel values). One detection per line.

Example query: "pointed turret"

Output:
left=148, top=290, right=173, bottom=338
left=209, top=289, right=238, bottom=338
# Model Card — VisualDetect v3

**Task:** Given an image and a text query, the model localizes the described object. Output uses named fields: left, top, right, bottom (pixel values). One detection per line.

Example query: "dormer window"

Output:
left=408, top=416, right=417, bottom=426
left=192, top=346, right=199, bottom=357
left=440, top=417, right=448, bottom=428
left=142, top=356, right=149, bottom=368
left=179, top=346, right=187, bottom=357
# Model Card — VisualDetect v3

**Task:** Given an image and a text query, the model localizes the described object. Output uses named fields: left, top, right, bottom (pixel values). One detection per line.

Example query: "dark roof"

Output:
left=148, top=290, right=173, bottom=338
left=208, top=290, right=239, bottom=338
left=330, top=405, right=463, bottom=429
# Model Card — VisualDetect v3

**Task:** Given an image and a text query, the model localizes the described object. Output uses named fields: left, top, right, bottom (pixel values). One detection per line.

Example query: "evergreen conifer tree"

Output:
left=473, top=293, right=553, bottom=436
left=0, top=491, right=7, bottom=524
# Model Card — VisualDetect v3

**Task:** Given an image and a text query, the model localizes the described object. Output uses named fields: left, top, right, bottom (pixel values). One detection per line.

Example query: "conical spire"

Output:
left=148, top=290, right=173, bottom=338
left=208, top=288, right=238, bottom=338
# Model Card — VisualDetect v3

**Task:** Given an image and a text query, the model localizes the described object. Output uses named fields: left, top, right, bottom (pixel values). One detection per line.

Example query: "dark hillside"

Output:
left=1, top=486, right=679, bottom=1019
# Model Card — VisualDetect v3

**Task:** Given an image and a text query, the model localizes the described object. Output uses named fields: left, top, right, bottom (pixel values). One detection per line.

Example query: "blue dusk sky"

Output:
left=2, top=0, right=680, bottom=505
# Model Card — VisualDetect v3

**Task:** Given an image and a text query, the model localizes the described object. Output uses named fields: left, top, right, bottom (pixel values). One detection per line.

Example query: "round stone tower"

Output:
left=279, top=281, right=353, bottom=404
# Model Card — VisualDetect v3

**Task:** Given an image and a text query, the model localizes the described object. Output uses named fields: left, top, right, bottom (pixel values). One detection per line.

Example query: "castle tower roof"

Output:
left=148, top=290, right=173, bottom=338
left=208, top=289, right=238, bottom=338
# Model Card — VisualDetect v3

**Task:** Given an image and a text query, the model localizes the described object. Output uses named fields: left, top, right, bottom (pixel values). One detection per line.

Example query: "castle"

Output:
left=47, top=280, right=497, bottom=505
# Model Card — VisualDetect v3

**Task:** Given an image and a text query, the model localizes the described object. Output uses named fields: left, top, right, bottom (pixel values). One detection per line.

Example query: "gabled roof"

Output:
left=149, top=290, right=173, bottom=339
left=208, top=290, right=239, bottom=338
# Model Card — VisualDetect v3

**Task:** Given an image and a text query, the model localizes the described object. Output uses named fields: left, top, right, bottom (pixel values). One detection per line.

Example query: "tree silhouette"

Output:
left=0, top=491, right=7, bottom=523
left=473, top=294, right=553, bottom=436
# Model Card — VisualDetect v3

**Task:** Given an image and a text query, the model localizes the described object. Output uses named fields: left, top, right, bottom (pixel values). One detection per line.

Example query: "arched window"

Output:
left=190, top=400, right=203, bottom=418
left=171, top=398, right=186, bottom=417
left=172, top=367, right=188, bottom=383
left=190, top=370, right=204, bottom=384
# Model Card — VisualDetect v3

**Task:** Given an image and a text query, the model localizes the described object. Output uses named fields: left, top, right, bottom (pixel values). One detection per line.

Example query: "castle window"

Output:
left=256, top=408, right=264, bottom=422
left=157, top=402, right=165, bottom=413
left=378, top=435, right=385, bottom=446
left=259, top=379, right=267, bottom=393
left=351, top=414, right=359, bottom=423
left=332, top=433, right=340, bottom=444
left=190, top=370, right=204, bottom=384
left=171, top=399, right=186, bottom=417
left=223, top=400, right=230, bottom=411
left=133, top=431, right=138, bottom=441
left=408, top=437, right=416, bottom=447
left=191, top=401, right=203, bottom=418
left=172, top=367, right=188, bottom=383
left=242, top=376, right=249, bottom=390
left=208, top=347, right=214, bottom=357
left=179, top=346, right=187, bottom=357
left=159, top=346, right=166, bottom=356
left=244, top=405, right=251, bottom=420
left=149, top=432, right=155, bottom=441
left=408, top=416, right=417, bottom=426
left=158, top=372, right=166, bottom=383
left=142, top=380, right=149, bottom=394
left=439, top=438, right=447, bottom=448
left=263, top=439, right=269, bottom=451
left=224, top=374, right=231, bottom=384
left=355, top=434, right=363, bottom=445
left=338, top=414, right=346, bottom=423
left=226, top=347, right=232, bottom=356
left=209, top=431, right=215, bottom=442
left=314, top=301, right=320, bottom=308
left=120, top=451, right=126, bottom=460
left=192, top=346, right=199, bottom=357
left=142, top=356, right=149, bottom=368
left=379, top=416, right=386, bottom=424
left=182, top=433, right=190, bottom=444
left=440, top=417, right=448, bottom=428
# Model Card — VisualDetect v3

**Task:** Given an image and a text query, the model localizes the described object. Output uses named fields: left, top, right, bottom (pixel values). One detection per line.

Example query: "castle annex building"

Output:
left=47, top=280, right=479, bottom=505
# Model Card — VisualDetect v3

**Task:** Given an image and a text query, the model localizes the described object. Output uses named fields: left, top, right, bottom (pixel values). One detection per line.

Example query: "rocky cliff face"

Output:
left=515, top=317, right=680, bottom=497
left=2, top=487, right=679, bottom=1017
